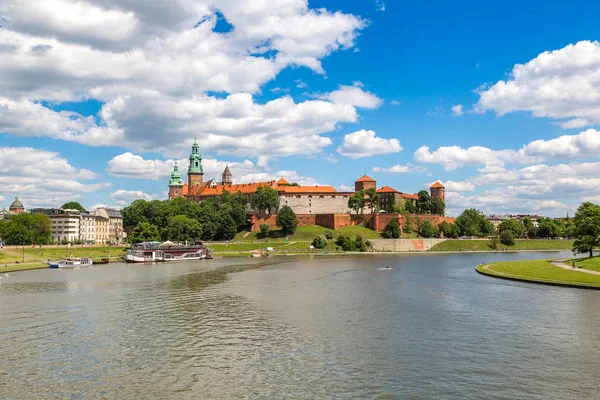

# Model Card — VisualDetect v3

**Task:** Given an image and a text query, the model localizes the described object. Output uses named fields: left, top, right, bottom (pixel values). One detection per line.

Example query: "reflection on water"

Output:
left=2, top=252, right=600, bottom=399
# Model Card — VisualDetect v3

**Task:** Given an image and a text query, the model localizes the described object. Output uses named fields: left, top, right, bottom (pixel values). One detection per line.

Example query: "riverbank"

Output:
left=431, top=239, right=574, bottom=252
left=476, top=258, right=600, bottom=289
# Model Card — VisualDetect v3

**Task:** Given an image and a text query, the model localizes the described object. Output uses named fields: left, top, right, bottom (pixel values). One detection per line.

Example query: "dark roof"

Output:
left=106, top=208, right=122, bottom=218
left=9, top=197, right=24, bottom=209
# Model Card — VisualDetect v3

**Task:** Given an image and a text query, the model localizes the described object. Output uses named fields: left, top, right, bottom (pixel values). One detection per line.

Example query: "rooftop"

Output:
left=430, top=181, right=445, bottom=188
left=355, top=174, right=376, bottom=182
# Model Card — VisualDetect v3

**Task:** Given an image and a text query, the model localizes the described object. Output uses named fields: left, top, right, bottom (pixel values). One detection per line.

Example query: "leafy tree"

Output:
left=166, top=215, right=203, bottom=242
left=122, top=199, right=150, bottom=227
left=335, top=235, right=355, bottom=251
left=382, top=218, right=401, bottom=239
left=2, top=213, right=52, bottom=245
left=417, top=190, right=431, bottom=214
left=537, top=217, right=561, bottom=238
left=354, top=235, right=367, bottom=252
left=418, top=220, right=437, bottom=238
left=522, top=217, right=536, bottom=238
left=497, top=219, right=525, bottom=238
left=348, top=190, right=365, bottom=214
left=60, top=201, right=87, bottom=212
left=405, top=199, right=417, bottom=214
left=488, top=237, right=500, bottom=250
left=364, top=188, right=381, bottom=213
left=438, top=221, right=460, bottom=238
left=402, top=211, right=418, bottom=233
left=276, top=205, right=297, bottom=235
left=324, top=230, right=334, bottom=240
left=290, top=182, right=299, bottom=186
left=455, top=209, right=494, bottom=237
left=499, top=230, right=515, bottom=246
left=572, top=202, right=600, bottom=257
left=259, top=224, right=270, bottom=239
left=312, top=234, right=327, bottom=249
left=128, top=222, right=160, bottom=244
left=217, top=213, right=238, bottom=241
left=251, top=186, right=280, bottom=213
left=431, top=197, right=445, bottom=216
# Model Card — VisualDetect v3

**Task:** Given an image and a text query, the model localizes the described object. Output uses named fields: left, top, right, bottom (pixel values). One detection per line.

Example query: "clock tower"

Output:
left=188, top=137, right=204, bottom=189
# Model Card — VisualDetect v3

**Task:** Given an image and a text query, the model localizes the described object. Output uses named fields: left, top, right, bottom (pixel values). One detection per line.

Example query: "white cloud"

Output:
left=324, top=153, right=338, bottom=163
left=106, top=153, right=173, bottom=180
left=451, top=104, right=464, bottom=116
left=476, top=40, right=600, bottom=126
left=375, top=0, right=386, bottom=11
left=338, top=184, right=353, bottom=192
left=337, top=129, right=402, bottom=159
left=109, top=190, right=163, bottom=206
left=0, top=147, right=110, bottom=208
left=390, top=100, right=401, bottom=106
left=559, top=118, right=591, bottom=129
left=373, top=164, right=426, bottom=174
left=321, top=85, right=383, bottom=109
left=429, top=180, right=475, bottom=192
left=414, top=129, right=600, bottom=171
left=0, top=0, right=370, bottom=158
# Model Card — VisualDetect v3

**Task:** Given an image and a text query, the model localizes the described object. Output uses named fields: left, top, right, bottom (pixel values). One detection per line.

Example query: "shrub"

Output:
left=500, top=230, right=515, bottom=246
left=354, top=235, right=367, bottom=252
left=312, top=234, right=327, bottom=249
left=335, top=235, right=355, bottom=251
left=382, top=219, right=401, bottom=239
left=324, top=230, right=334, bottom=240
left=258, top=224, right=270, bottom=239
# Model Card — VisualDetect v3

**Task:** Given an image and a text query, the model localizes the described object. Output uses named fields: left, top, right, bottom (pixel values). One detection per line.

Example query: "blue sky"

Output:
left=1, top=0, right=600, bottom=216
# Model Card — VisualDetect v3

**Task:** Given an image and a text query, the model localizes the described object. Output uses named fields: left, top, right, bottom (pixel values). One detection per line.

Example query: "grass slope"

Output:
left=477, top=259, right=600, bottom=287
left=430, top=239, right=574, bottom=252
left=565, top=256, right=600, bottom=272
left=0, top=246, right=127, bottom=268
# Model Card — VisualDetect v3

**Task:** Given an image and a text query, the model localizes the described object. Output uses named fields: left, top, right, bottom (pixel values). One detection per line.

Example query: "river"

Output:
left=1, top=251, right=600, bottom=399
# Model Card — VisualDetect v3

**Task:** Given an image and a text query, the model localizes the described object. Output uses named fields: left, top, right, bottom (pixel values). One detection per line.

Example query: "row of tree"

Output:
left=348, top=188, right=445, bottom=216
left=0, top=213, right=52, bottom=245
left=124, top=194, right=299, bottom=244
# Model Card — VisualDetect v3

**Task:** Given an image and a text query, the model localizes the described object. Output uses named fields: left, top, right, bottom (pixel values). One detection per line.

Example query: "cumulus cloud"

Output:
left=337, top=129, right=402, bottom=159
left=0, top=147, right=110, bottom=208
left=476, top=40, right=600, bottom=126
left=372, top=164, right=426, bottom=173
left=414, top=129, right=600, bottom=170
left=0, top=0, right=369, bottom=158
left=321, top=85, right=383, bottom=109
left=451, top=104, right=464, bottom=116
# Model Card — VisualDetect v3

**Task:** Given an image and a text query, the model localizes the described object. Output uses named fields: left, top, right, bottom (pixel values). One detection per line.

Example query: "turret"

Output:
left=430, top=181, right=445, bottom=203
left=9, top=196, right=25, bottom=215
left=169, top=161, right=184, bottom=200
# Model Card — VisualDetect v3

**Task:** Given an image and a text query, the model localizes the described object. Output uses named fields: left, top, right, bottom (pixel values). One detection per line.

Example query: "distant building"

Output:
left=377, top=186, right=418, bottom=211
left=94, top=208, right=110, bottom=244
left=80, top=213, right=96, bottom=244
left=9, top=197, right=25, bottom=215
left=430, top=181, right=445, bottom=204
left=0, top=208, right=14, bottom=220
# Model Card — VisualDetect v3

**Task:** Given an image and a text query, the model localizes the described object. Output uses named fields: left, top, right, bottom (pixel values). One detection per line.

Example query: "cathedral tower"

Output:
left=188, top=138, right=204, bottom=189
left=168, top=161, right=184, bottom=200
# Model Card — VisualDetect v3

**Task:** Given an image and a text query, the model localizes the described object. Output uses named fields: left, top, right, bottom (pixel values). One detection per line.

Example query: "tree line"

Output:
left=348, top=189, right=445, bottom=216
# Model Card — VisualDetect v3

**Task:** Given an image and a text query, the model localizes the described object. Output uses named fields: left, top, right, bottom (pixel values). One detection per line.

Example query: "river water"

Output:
left=1, top=251, right=600, bottom=399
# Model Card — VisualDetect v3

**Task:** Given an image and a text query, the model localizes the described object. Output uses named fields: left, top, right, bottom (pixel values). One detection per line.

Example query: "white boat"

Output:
left=123, top=242, right=164, bottom=263
left=161, top=244, right=212, bottom=261
left=49, top=257, right=93, bottom=268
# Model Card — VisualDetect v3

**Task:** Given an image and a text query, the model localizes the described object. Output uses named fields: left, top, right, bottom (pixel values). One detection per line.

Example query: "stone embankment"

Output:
left=370, top=238, right=446, bottom=252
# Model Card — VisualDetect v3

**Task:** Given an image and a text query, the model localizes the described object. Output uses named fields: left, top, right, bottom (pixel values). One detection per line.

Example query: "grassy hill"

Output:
left=430, top=239, right=574, bottom=252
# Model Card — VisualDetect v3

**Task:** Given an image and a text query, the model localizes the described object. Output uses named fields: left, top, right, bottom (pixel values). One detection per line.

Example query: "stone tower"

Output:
left=188, top=137, right=204, bottom=189
left=354, top=175, right=377, bottom=192
left=168, top=161, right=184, bottom=200
left=222, top=165, right=232, bottom=185
left=430, top=181, right=445, bottom=203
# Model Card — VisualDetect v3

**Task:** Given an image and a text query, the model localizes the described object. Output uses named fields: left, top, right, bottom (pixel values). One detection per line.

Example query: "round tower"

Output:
left=188, top=137, right=204, bottom=189
left=169, top=161, right=184, bottom=200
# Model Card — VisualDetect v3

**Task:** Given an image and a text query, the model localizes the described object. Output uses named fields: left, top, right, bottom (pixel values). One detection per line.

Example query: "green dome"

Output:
left=9, top=196, right=24, bottom=210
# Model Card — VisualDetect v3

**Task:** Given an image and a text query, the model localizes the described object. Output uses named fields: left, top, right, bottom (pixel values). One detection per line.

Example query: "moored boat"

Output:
left=49, top=257, right=93, bottom=268
left=160, top=242, right=212, bottom=262
left=92, top=257, right=110, bottom=265
left=123, top=242, right=164, bottom=263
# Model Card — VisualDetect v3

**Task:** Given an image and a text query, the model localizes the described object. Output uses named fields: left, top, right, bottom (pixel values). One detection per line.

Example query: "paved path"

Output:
left=552, top=259, right=600, bottom=275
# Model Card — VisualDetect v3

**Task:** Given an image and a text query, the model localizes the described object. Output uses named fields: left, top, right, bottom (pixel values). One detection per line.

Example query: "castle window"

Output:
left=320, top=196, right=324, bottom=198
left=308, top=195, right=312, bottom=198
left=175, top=190, right=178, bottom=195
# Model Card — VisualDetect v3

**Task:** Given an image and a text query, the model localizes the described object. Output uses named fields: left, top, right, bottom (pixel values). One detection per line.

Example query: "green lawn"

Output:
left=430, top=239, right=574, bottom=252
left=565, top=256, right=600, bottom=272
left=0, top=246, right=127, bottom=265
left=478, top=259, right=600, bottom=287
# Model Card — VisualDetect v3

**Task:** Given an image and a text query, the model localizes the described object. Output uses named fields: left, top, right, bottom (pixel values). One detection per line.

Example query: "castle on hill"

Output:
left=168, top=139, right=445, bottom=218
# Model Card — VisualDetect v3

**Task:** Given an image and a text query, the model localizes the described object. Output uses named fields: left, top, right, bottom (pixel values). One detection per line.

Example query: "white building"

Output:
left=80, top=213, right=96, bottom=244
left=49, top=209, right=81, bottom=244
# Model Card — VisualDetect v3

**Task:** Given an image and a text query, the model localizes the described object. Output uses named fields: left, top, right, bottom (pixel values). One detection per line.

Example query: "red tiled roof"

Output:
left=377, top=185, right=400, bottom=194
left=430, top=181, right=445, bottom=188
left=182, top=183, right=188, bottom=196
left=276, top=177, right=290, bottom=185
left=402, top=193, right=418, bottom=200
left=355, top=174, right=376, bottom=182
left=188, top=181, right=277, bottom=196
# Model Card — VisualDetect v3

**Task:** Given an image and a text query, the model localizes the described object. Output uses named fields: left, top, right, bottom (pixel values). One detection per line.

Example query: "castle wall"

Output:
left=279, top=194, right=352, bottom=215
left=370, top=238, right=447, bottom=251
